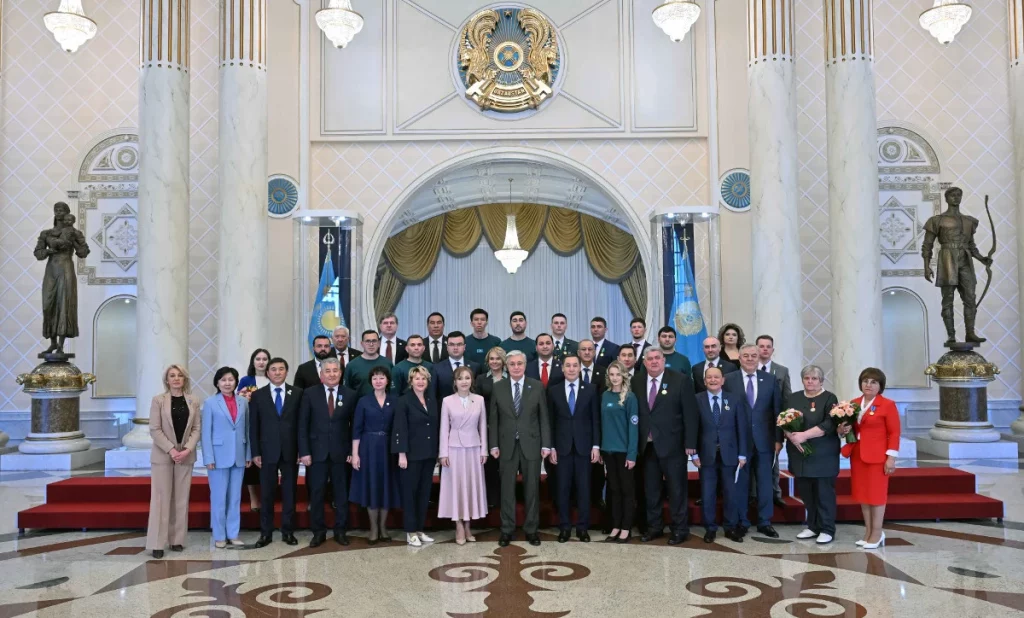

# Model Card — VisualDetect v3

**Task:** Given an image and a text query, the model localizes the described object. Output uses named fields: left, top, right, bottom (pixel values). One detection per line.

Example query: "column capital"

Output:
left=1010, top=0, right=1024, bottom=67
left=823, top=0, right=873, bottom=65
left=221, top=0, right=267, bottom=70
left=748, top=0, right=796, bottom=66
left=141, top=0, right=190, bottom=71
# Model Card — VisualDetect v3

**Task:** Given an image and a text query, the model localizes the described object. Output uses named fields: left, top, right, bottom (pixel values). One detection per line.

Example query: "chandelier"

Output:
left=316, top=0, right=364, bottom=49
left=44, top=0, right=98, bottom=53
left=919, top=1, right=972, bottom=45
left=652, top=0, right=701, bottom=42
left=494, top=179, right=528, bottom=274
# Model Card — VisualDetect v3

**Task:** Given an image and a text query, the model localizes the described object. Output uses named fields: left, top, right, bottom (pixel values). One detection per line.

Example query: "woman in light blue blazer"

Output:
left=201, top=366, right=251, bottom=548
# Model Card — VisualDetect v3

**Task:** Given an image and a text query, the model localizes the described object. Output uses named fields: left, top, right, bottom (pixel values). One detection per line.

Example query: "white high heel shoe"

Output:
left=862, top=532, right=885, bottom=549
left=855, top=539, right=866, bottom=547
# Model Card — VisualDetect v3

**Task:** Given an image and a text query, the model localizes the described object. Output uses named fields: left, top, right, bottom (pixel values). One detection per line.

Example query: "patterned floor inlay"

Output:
left=770, top=552, right=922, bottom=585
left=15, top=577, right=70, bottom=589
left=0, top=598, right=76, bottom=618
left=154, top=578, right=332, bottom=618
left=940, top=588, right=1024, bottom=612
left=947, top=567, right=1000, bottom=579
left=887, top=523, right=1024, bottom=551
left=95, top=560, right=265, bottom=595
left=686, top=570, right=867, bottom=617
left=105, top=546, right=146, bottom=556
left=0, top=532, right=144, bottom=562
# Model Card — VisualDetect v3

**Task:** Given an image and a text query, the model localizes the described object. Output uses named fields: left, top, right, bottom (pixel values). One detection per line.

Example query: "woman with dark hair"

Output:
left=840, top=367, right=901, bottom=550
left=439, top=365, right=489, bottom=545
left=393, top=366, right=440, bottom=546
left=717, top=323, right=746, bottom=363
left=350, top=365, right=400, bottom=543
left=237, top=348, right=270, bottom=512
left=201, top=366, right=251, bottom=549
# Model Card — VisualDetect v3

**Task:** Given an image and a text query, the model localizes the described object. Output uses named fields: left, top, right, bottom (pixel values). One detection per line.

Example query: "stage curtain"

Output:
left=441, top=208, right=483, bottom=256
left=620, top=263, right=648, bottom=319
left=580, top=214, right=640, bottom=281
left=543, top=206, right=582, bottom=255
left=382, top=216, right=445, bottom=284
left=374, top=263, right=405, bottom=322
left=479, top=204, right=546, bottom=252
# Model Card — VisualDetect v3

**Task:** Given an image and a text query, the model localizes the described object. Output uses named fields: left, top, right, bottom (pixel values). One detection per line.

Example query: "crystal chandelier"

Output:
left=919, top=1, right=972, bottom=45
left=652, top=0, right=701, bottom=42
left=44, top=0, right=98, bottom=53
left=494, top=179, right=528, bottom=274
left=316, top=0, right=364, bottom=49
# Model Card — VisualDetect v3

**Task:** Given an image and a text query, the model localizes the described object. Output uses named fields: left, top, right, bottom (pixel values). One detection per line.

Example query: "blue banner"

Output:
left=666, top=224, right=707, bottom=361
left=308, top=250, right=346, bottom=355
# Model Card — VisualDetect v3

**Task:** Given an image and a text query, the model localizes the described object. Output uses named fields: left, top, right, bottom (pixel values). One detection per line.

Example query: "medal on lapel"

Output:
left=810, top=402, right=816, bottom=413
left=724, top=402, right=730, bottom=411
left=870, top=405, right=876, bottom=416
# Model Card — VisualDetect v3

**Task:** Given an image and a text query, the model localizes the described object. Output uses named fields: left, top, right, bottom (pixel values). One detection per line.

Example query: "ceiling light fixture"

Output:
left=919, top=0, right=972, bottom=45
left=494, top=178, right=529, bottom=274
left=316, top=0, right=364, bottom=49
left=652, top=0, right=701, bottom=43
left=44, top=0, right=98, bottom=53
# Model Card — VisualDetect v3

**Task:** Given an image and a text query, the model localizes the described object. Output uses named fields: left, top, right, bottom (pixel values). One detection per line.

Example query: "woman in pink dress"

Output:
left=438, top=365, right=489, bottom=544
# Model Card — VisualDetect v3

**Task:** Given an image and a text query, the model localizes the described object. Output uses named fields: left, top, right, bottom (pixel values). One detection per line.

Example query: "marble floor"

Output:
left=0, top=455, right=1022, bottom=617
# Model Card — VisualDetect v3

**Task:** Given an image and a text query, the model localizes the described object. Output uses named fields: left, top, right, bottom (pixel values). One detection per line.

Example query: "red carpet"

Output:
left=16, top=467, right=1002, bottom=531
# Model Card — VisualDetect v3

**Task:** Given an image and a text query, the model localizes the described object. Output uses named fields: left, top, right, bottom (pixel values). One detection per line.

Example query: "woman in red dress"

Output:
left=840, top=367, right=900, bottom=549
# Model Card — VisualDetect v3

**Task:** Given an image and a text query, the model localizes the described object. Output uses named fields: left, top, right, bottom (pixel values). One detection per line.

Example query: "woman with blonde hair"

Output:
left=392, top=365, right=440, bottom=546
left=146, top=364, right=202, bottom=558
left=600, top=360, right=639, bottom=543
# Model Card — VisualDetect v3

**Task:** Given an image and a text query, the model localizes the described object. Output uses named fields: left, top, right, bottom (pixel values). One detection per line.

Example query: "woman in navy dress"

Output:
left=350, top=365, right=400, bottom=544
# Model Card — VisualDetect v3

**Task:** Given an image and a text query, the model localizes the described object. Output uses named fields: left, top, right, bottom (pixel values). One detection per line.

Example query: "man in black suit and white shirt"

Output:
left=378, top=312, right=407, bottom=364
left=590, top=317, right=620, bottom=368
left=293, top=335, right=333, bottom=390
left=576, top=339, right=605, bottom=391
left=755, top=335, right=791, bottom=507
left=692, top=336, right=739, bottom=393
left=429, top=331, right=479, bottom=403
left=628, top=318, right=653, bottom=359
left=550, top=313, right=578, bottom=359
left=526, top=333, right=564, bottom=387
left=331, top=326, right=362, bottom=373
left=426, top=312, right=448, bottom=364
left=250, top=358, right=303, bottom=547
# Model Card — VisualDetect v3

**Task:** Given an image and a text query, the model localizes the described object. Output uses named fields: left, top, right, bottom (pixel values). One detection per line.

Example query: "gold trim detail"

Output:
left=748, top=0, right=795, bottom=65
left=220, top=0, right=267, bottom=70
left=140, top=0, right=189, bottom=71
left=823, top=0, right=872, bottom=65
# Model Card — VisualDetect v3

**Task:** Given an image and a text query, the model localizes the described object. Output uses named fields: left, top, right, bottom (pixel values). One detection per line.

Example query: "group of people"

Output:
left=143, top=312, right=901, bottom=557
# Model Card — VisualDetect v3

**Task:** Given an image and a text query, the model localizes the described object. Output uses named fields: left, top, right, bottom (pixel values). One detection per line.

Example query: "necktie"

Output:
left=648, top=379, right=658, bottom=409
left=328, top=388, right=335, bottom=417
left=454, top=361, right=461, bottom=369
left=338, top=353, right=346, bottom=373
left=634, top=343, right=641, bottom=356
left=555, top=341, right=562, bottom=353
left=386, top=340, right=393, bottom=362
left=712, top=395, right=721, bottom=426
left=746, top=374, right=755, bottom=407
left=274, top=387, right=283, bottom=416
left=761, top=364, right=767, bottom=372
left=582, top=367, right=590, bottom=384
left=513, top=382, right=522, bottom=416
left=432, top=340, right=440, bottom=363
left=541, top=362, right=549, bottom=387
left=568, top=383, right=576, bottom=416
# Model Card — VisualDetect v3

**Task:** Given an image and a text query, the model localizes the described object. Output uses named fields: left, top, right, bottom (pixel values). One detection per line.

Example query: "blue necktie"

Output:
left=582, top=367, right=590, bottom=384
left=274, top=387, right=283, bottom=416
left=712, top=395, right=721, bottom=426
left=568, top=383, right=576, bottom=416
left=746, top=374, right=756, bottom=407
left=513, top=382, right=522, bottom=416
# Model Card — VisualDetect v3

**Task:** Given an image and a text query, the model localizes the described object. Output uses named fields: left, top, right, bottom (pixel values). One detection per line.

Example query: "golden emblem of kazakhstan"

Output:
left=457, top=7, right=561, bottom=113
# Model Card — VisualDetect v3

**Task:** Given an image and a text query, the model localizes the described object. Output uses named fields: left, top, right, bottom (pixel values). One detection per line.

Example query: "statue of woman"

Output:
left=33, top=203, right=90, bottom=354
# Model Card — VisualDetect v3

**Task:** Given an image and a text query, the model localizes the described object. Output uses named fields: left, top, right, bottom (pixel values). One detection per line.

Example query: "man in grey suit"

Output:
left=489, top=349, right=552, bottom=547
left=755, top=335, right=791, bottom=507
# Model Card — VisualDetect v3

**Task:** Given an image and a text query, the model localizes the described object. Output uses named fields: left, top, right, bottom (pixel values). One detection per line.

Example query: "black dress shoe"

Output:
left=725, top=528, right=745, bottom=543
left=641, top=531, right=664, bottom=543
left=773, top=497, right=787, bottom=508
left=254, top=535, right=273, bottom=548
left=557, top=530, right=571, bottom=543
left=282, top=534, right=298, bottom=546
left=498, top=534, right=512, bottom=547
left=368, top=537, right=378, bottom=546
left=757, top=525, right=779, bottom=538
left=737, top=525, right=749, bottom=536
left=379, top=534, right=392, bottom=543
left=333, top=532, right=349, bottom=546
left=170, top=545, right=184, bottom=552
left=616, top=533, right=631, bottom=544
left=527, top=534, right=541, bottom=546
left=668, top=533, right=689, bottom=545
left=695, top=497, right=703, bottom=506
left=703, top=530, right=716, bottom=543
left=603, top=534, right=619, bottom=543
left=152, top=549, right=164, bottom=559
left=309, top=534, right=326, bottom=548
left=577, top=530, right=590, bottom=543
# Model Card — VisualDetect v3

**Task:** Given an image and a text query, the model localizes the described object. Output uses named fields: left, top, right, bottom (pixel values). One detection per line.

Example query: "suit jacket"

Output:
left=249, top=383, right=303, bottom=464
left=293, top=359, right=323, bottom=390
left=200, top=393, right=251, bottom=468
left=331, top=346, right=363, bottom=364
left=593, top=340, right=621, bottom=368
left=579, top=363, right=605, bottom=393
left=425, top=336, right=449, bottom=364
left=391, top=391, right=440, bottom=461
left=488, top=377, right=551, bottom=461
left=548, top=380, right=600, bottom=456
left=298, top=384, right=358, bottom=463
left=526, top=357, right=564, bottom=386
left=149, top=392, right=202, bottom=465
left=430, top=358, right=480, bottom=404
left=724, top=369, right=782, bottom=454
left=631, top=369, right=699, bottom=458
left=692, top=358, right=740, bottom=393
left=439, top=393, right=488, bottom=457
left=626, top=341, right=653, bottom=360
left=764, top=361, right=793, bottom=407
left=380, top=337, right=407, bottom=364
left=695, top=390, right=749, bottom=466
left=553, top=338, right=579, bottom=359
left=847, top=395, right=901, bottom=464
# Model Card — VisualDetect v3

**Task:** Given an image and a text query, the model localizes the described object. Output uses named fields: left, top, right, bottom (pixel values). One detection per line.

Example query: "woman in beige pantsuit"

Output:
left=146, top=364, right=202, bottom=558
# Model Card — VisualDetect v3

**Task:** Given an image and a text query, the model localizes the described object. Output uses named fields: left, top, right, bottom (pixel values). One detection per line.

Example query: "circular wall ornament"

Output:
left=879, top=139, right=903, bottom=163
left=719, top=168, right=751, bottom=212
left=115, top=147, right=138, bottom=170
left=268, top=175, right=299, bottom=218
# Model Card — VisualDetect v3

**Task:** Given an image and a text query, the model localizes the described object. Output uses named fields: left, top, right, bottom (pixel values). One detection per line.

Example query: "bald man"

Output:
left=691, top=337, right=738, bottom=393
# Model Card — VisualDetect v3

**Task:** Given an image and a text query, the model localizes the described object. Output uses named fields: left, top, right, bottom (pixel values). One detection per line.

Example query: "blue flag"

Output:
left=308, top=252, right=345, bottom=355
left=668, top=226, right=708, bottom=361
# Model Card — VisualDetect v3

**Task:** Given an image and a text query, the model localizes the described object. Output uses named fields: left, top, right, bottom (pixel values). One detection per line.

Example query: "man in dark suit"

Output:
left=724, top=344, right=783, bottom=538
left=426, top=312, right=448, bottom=364
left=577, top=339, right=605, bottom=391
left=628, top=318, right=653, bottom=359
left=488, top=349, right=551, bottom=547
left=331, top=326, right=362, bottom=373
left=378, top=312, right=407, bottom=364
left=590, top=316, right=620, bottom=368
left=293, top=335, right=333, bottom=390
left=526, top=333, right=564, bottom=387
left=251, top=358, right=303, bottom=547
left=429, top=331, right=479, bottom=403
left=548, top=355, right=600, bottom=542
left=692, top=336, right=739, bottom=393
left=692, top=366, right=748, bottom=543
left=298, top=357, right=358, bottom=547
left=550, top=313, right=578, bottom=359
left=632, top=348, right=699, bottom=544
left=755, top=334, right=792, bottom=507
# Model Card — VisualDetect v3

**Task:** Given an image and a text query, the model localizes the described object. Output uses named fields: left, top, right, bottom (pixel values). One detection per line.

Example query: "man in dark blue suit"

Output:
left=724, top=344, right=782, bottom=538
left=526, top=333, right=564, bottom=387
left=692, top=366, right=748, bottom=543
left=590, top=317, right=620, bottom=368
left=250, top=358, right=303, bottom=548
left=548, top=355, right=600, bottom=542
left=429, top=331, right=479, bottom=404
left=298, top=357, right=358, bottom=547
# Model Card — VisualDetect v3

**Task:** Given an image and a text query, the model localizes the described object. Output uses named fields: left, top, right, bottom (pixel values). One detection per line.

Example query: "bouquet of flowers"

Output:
left=239, top=385, right=258, bottom=400
left=829, top=401, right=859, bottom=444
left=777, top=408, right=812, bottom=457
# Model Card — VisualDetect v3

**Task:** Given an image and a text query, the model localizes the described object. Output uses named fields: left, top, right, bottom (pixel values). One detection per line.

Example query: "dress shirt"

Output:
left=382, top=337, right=398, bottom=360
left=580, top=363, right=596, bottom=383
left=315, top=358, right=323, bottom=373
left=429, top=337, right=445, bottom=362
left=704, top=390, right=746, bottom=462
left=564, top=380, right=598, bottom=450
left=742, top=371, right=758, bottom=403
left=760, top=360, right=773, bottom=373
left=647, top=374, right=661, bottom=395
left=553, top=338, right=565, bottom=350
left=450, top=357, right=465, bottom=370
left=593, top=339, right=605, bottom=357
left=323, top=384, right=340, bottom=406
left=704, top=357, right=722, bottom=373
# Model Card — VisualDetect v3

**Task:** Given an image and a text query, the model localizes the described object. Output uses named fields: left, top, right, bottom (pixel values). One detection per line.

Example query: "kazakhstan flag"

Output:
left=668, top=225, right=708, bottom=361
left=308, top=252, right=345, bottom=355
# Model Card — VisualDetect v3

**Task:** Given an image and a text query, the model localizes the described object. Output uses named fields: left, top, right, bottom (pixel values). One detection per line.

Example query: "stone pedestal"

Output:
left=16, top=355, right=96, bottom=455
left=1000, top=403, right=1024, bottom=453
left=1, top=448, right=106, bottom=471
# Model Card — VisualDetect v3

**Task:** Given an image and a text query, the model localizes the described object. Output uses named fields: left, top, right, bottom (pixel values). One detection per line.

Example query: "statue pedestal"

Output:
left=15, top=354, right=95, bottom=456
left=915, top=344, right=1017, bottom=459
left=1000, top=404, right=1024, bottom=454
left=121, top=420, right=153, bottom=450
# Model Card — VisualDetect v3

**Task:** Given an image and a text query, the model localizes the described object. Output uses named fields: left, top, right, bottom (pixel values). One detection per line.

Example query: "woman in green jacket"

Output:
left=600, top=360, right=639, bottom=543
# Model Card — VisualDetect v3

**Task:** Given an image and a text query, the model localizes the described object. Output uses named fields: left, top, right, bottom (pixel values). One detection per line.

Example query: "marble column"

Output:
left=748, top=0, right=803, bottom=371
left=217, top=0, right=269, bottom=367
left=824, top=0, right=882, bottom=395
left=127, top=0, right=191, bottom=449
left=1008, top=0, right=1024, bottom=440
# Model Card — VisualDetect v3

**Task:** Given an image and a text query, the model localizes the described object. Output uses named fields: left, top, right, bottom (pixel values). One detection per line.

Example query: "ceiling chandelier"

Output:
left=919, top=1, right=972, bottom=45
left=44, top=0, right=98, bottom=53
left=494, top=179, right=528, bottom=275
left=316, top=0, right=364, bottom=49
left=652, top=0, right=701, bottom=43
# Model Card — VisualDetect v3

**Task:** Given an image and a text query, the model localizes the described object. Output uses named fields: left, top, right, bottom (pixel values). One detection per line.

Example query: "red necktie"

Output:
left=386, top=340, right=393, bottom=362
left=338, top=352, right=346, bottom=373
left=328, top=388, right=335, bottom=417
left=541, top=362, right=549, bottom=387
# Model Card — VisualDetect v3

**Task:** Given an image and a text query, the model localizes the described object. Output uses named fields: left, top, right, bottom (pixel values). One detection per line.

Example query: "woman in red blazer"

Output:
left=840, top=367, right=900, bottom=549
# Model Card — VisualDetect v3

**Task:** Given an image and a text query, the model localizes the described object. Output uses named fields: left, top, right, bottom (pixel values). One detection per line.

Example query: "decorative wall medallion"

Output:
left=268, top=175, right=299, bottom=218
left=77, top=133, right=140, bottom=285
left=90, top=204, right=139, bottom=272
left=879, top=138, right=903, bottom=163
left=455, top=7, right=563, bottom=116
left=115, top=147, right=138, bottom=170
left=719, top=168, right=751, bottom=212
left=878, top=196, right=924, bottom=264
